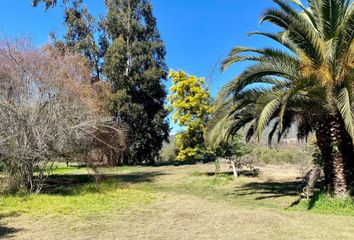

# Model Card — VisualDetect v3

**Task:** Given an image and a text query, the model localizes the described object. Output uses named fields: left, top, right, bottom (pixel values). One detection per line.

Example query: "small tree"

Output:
left=214, top=135, right=253, bottom=179
left=168, top=70, right=212, bottom=161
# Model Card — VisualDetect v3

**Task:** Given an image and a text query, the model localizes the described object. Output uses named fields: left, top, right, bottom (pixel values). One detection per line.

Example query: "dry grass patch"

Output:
left=0, top=163, right=353, bottom=240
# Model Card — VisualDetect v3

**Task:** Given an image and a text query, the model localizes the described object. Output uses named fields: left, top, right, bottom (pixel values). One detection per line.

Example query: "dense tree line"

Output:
left=18, top=0, right=354, bottom=199
left=33, top=0, right=170, bottom=165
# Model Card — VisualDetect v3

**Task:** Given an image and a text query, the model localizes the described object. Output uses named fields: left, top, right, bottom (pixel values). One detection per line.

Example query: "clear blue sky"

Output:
left=0, top=0, right=279, bottom=133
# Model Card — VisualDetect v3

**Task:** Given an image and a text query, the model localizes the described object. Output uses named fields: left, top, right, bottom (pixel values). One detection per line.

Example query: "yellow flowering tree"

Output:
left=168, top=70, right=212, bottom=161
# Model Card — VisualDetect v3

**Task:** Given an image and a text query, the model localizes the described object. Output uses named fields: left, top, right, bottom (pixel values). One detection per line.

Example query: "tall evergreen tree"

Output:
left=103, top=0, right=169, bottom=164
left=60, top=0, right=107, bottom=82
left=33, top=0, right=108, bottom=82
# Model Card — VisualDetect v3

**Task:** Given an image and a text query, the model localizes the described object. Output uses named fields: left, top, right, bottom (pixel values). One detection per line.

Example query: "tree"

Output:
left=0, top=38, right=126, bottom=193
left=32, top=0, right=58, bottom=9
left=60, top=0, right=108, bottom=82
left=34, top=0, right=108, bottom=83
left=208, top=0, right=354, bottom=196
left=168, top=70, right=212, bottom=161
left=213, top=136, right=253, bottom=179
left=103, top=0, right=169, bottom=164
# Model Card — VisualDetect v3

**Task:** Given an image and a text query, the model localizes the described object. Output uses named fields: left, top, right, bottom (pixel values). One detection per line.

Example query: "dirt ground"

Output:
left=1, top=163, right=353, bottom=240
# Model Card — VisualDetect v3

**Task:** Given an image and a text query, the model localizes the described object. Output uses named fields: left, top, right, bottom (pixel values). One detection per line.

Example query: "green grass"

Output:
left=3, top=165, right=354, bottom=217
left=1, top=164, right=354, bottom=239
left=49, top=166, right=89, bottom=175
left=0, top=179, right=155, bottom=218
left=293, top=192, right=354, bottom=216
left=40, top=164, right=149, bottom=175
left=167, top=174, right=295, bottom=209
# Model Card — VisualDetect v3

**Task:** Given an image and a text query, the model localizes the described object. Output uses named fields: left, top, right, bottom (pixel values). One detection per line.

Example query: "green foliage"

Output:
left=251, top=146, right=311, bottom=165
left=104, top=0, right=169, bottom=164
left=33, top=0, right=109, bottom=82
left=214, top=135, right=253, bottom=160
left=294, top=192, right=354, bottom=216
left=159, top=136, right=177, bottom=162
left=209, top=0, right=354, bottom=195
left=211, top=0, right=354, bottom=147
left=59, top=0, right=108, bottom=81
left=168, top=70, right=212, bottom=161
left=32, top=0, right=58, bottom=9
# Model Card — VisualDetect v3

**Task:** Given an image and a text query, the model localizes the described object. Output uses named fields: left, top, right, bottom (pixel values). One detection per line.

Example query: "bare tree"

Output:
left=0, top=37, right=126, bottom=193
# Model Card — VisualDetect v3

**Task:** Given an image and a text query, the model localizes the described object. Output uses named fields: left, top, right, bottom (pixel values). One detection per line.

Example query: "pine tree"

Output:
left=103, top=0, right=169, bottom=164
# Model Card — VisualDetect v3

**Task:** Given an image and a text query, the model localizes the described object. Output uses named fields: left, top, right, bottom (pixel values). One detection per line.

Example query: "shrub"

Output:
left=159, top=137, right=178, bottom=162
left=251, top=146, right=311, bottom=165
left=0, top=38, right=125, bottom=193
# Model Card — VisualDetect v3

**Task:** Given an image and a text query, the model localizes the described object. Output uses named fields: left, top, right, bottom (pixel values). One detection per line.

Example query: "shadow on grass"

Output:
left=42, top=171, right=166, bottom=195
left=229, top=180, right=301, bottom=200
left=0, top=213, right=21, bottom=238
left=155, top=159, right=214, bottom=167
left=0, top=225, right=20, bottom=239
left=307, top=191, right=321, bottom=210
left=205, top=170, right=258, bottom=177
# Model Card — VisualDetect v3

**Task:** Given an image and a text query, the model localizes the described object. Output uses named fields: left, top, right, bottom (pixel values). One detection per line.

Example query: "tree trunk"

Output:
left=330, top=116, right=349, bottom=197
left=315, top=121, right=334, bottom=191
left=307, top=165, right=321, bottom=197
left=315, top=115, right=354, bottom=196
left=336, top=117, right=354, bottom=195
left=230, top=159, right=238, bottom=179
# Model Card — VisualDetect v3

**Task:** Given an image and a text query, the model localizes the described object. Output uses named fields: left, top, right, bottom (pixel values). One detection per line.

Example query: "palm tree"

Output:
left=208, top=0, right=354, bottom=196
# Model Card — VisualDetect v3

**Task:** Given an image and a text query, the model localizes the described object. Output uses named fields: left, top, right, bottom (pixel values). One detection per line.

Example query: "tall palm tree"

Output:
left=208, top=0, right=354, bottom=196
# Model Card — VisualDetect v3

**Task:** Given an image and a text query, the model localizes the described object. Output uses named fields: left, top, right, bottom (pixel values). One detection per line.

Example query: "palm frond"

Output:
left=336, top=87, right=354, bottom=140
left=255, top=94, right=282, bottom=139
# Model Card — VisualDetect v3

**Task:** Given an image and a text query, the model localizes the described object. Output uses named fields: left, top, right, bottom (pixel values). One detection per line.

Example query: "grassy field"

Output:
left=0, top=162, right=353, bottom=240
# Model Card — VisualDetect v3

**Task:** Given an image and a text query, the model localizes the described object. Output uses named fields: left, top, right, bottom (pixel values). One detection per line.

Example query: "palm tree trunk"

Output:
left=330, top=116, right=350, bottom=196
left=315, top=121, right=334, bottom=191
left=336, top=117, right=354, bottom=195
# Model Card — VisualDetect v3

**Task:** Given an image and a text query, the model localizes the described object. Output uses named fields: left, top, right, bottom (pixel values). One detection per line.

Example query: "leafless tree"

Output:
left=0, top=37, right=126, bottom=193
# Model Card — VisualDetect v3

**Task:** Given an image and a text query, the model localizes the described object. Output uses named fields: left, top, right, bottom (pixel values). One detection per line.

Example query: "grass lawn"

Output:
left=0, top=163, right=353, bottom=239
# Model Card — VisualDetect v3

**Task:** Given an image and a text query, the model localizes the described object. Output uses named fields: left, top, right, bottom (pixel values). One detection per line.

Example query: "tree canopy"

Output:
left=104, top=0, right=169, bottom=164
left=168, top=70, right=212, bottom=161
left=208, top=0, right=354, bottom=196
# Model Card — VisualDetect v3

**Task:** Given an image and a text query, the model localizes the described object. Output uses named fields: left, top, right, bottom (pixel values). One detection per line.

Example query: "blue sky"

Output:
left=0, top=0, right=279, bottom=133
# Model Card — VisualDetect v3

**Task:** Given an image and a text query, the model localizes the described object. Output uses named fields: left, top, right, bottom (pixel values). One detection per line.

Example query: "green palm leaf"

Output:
left=336, top=87, right=354, bottom=140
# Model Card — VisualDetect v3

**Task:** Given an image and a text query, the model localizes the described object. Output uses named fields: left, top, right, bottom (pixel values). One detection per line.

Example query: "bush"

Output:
left=251, top=146, right=311, bottom=165
left=0, top=38, right=125, bottom=193
left=159, top=137, right=178, bottom=162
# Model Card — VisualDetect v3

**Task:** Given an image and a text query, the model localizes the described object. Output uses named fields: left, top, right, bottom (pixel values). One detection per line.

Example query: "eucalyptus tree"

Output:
left=61, top=0, right=108, bottom=82
left=208, top=0, right=354, bottom=196
left=103, top=0, right=169, bottom=164
left=33, top=0, right=108, bottom=82
left=32, top=0, right=58, bottom=9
